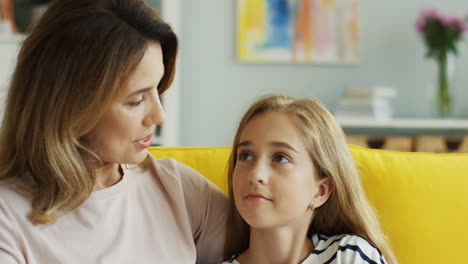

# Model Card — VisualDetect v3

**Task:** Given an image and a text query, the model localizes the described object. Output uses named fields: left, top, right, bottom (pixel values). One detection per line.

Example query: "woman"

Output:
left=222, top=95, right=398, bottom=264
left=0, top=0, right=235, bottom=263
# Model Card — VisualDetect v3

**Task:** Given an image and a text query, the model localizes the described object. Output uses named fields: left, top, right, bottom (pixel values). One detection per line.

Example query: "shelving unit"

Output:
left=338, top=117, right=468, bottom=153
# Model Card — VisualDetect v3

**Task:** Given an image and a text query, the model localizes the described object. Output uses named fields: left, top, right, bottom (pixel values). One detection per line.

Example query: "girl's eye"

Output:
left=238, top=151, right=254, bottom=161
left=128, top=96, right=145, bottom=107
left=273, top=153, right=290, bottom=163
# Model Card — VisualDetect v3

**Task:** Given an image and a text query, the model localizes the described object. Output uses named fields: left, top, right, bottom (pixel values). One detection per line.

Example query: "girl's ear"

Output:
left=310, top=177, right=332, bottom=209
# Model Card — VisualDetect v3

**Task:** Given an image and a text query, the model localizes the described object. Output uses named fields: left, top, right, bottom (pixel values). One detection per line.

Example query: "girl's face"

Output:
left=86, top=42, right=165, bottom=165
left=233, top=111, right=329, bottom=230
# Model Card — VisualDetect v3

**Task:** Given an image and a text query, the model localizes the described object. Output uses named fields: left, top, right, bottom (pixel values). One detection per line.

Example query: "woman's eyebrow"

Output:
left=126, top=87, right=153, bottom=98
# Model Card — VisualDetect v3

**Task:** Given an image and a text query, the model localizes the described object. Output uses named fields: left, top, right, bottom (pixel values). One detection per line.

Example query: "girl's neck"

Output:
left=238, top=227, right=314, bottom=264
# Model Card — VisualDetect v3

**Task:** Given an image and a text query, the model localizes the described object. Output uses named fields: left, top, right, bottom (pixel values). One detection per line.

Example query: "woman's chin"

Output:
left=130, top=152, right=149, bottom=164
left=116, top=151, right=149, bottom=166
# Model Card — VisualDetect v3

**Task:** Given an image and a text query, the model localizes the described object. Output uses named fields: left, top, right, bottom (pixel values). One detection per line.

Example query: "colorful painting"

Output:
left=237, top=0, right=359, bottom=63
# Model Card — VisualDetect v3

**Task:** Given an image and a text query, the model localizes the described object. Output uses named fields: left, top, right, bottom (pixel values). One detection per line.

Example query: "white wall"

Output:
left=0, top=36, right=23, bottom=118
left=179, top=0, right=468, bottom=146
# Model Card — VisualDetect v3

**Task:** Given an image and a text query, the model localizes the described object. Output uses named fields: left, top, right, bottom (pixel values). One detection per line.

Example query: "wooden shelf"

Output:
left=336, top=117, right=468, bottom=130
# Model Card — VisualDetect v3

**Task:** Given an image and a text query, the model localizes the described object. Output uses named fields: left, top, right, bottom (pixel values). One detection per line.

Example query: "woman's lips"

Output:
left=134, top=134, right=153, bottom=148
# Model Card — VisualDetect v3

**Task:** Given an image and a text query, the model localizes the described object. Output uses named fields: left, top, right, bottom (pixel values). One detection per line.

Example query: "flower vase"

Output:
left=433, top=52, right=455, bottom=118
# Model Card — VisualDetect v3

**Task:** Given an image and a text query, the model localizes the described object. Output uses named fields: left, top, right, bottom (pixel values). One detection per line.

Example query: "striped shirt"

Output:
left=221, top=233, right=386, bottom=264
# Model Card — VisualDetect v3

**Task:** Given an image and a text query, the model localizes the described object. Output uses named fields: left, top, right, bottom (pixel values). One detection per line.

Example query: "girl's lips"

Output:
left=134, top=134, right=153, bottom=148
left=244, top=193, right=272, bottom=202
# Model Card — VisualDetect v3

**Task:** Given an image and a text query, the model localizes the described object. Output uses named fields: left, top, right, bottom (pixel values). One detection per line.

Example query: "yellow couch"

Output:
left=148, top=145, right=468, bottom=264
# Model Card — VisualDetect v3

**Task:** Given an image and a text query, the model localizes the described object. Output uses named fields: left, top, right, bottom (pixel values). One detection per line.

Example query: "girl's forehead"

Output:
left=238, top=112, right=307, bottom=150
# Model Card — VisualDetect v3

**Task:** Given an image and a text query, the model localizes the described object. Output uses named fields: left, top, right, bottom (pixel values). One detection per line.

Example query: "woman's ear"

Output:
left=310, top=177, right=332, bottom=209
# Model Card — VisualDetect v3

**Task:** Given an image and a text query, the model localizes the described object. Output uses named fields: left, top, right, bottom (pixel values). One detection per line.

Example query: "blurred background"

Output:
left=1, top=0, right=467, bottom=151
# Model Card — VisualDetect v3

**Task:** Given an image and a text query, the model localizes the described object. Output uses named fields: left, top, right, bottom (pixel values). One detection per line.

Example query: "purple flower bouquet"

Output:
left=416, top=10, right=467, bottom=117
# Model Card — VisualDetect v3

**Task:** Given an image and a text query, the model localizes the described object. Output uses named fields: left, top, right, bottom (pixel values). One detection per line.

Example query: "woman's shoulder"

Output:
left=145, top=152, right=200, bottom=179
left=0, top=180, right=32, bottom=221
left=310, top=233, right=386, bottom=264
left=0, top=180, right=30, bottom=201
left=140, top=153, right=218, bottom=199
left=144, top=152, right=220, bottom=192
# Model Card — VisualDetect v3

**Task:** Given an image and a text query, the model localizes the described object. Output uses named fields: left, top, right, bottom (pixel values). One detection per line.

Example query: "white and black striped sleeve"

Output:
left=312, top=234, right=386, bottom=264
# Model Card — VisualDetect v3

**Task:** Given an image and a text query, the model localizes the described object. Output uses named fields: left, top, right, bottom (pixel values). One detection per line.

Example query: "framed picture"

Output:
left=237, top=0, right=360, bottom=64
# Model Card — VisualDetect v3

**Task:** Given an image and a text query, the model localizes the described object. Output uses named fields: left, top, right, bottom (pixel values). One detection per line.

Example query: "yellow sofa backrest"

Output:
left=148, top=145, right=468, bottom=264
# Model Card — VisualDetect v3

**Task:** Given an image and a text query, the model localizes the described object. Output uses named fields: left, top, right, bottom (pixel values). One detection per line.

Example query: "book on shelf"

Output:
left=337, top=97, right=392, bottom=108
left=334, top=103, right=393, bottom=120
left=334, top=86, right=397, bottom=121
left=344, top=86, right=397, bottom=98
left=334, top=109, right=393, bottom=121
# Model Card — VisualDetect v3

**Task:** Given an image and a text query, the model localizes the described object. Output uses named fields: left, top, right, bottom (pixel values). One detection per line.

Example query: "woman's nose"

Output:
left=143, top=92, right=166, bottom=126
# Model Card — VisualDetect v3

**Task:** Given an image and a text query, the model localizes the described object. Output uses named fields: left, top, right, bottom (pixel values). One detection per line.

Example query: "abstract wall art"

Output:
left=237, top=0, right=360, bottom=63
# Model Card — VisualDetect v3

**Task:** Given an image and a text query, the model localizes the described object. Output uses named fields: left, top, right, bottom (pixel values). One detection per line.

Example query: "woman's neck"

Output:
left=93, top=163, right=123, bottom=191
left=238, top=225, right=314, bottom=264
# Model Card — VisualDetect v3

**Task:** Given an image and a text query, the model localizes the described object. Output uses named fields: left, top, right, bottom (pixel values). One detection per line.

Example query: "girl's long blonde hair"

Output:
left=225, top=95, right=397, bottom=263
left=0, top=0, right=177, bottom=225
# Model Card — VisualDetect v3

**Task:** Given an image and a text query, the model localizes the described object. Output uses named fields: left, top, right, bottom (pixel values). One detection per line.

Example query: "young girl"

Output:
left=222, top=95, right=397, bottom=264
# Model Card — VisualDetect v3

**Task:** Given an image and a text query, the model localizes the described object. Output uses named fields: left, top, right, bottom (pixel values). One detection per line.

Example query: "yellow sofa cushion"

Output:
left=148, top=146, right=468, bottom=264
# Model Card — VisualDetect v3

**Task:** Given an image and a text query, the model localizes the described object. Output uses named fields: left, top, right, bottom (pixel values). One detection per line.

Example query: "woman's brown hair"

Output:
left=0, top=0, right=178, bottom=224
left=225, top=95, right=398, bottom=263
